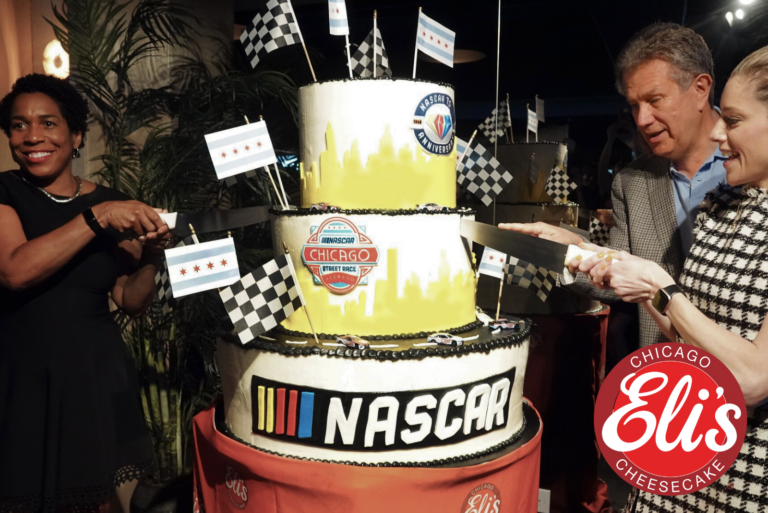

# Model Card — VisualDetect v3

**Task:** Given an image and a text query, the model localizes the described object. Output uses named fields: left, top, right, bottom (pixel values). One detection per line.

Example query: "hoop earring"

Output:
left=72, top=148, right=81, bottom=159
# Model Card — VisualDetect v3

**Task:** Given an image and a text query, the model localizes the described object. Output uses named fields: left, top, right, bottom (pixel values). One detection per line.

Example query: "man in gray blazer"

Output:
left=501, top=23, right=726, bottom=348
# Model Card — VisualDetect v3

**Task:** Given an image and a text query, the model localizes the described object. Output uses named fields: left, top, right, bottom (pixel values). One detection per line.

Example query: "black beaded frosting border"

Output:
left=214, top=401, right=529, bottom=468
left=270, top=207, right=476, bottom=217
left=299, top=75, right=454, bottom=90
left=276, top=319, right=484, bottom=341
left=222, top=319, right=532, bottom=360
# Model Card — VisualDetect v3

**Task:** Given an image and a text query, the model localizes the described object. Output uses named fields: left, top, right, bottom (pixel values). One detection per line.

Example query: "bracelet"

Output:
left=82, top=207, right=104, bottom=235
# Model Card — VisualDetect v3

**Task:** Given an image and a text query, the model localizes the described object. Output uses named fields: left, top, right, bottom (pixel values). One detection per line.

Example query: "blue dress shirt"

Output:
left=669, top=147, right=727, bottom=258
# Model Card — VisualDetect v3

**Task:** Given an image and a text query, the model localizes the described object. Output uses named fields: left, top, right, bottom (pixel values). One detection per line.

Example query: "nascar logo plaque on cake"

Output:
left=301, top=217, right=380, bottom=294
left=413, top=92, right=455, bottom=155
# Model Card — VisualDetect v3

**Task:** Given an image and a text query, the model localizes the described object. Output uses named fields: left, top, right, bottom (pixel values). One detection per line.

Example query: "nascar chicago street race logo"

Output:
left=460, top=483, right=502, bottom=513
left=302, top=217, right=379, bottom=295
left=413, top=92, right=455, bottom=155
left=595, top=343, right=746, bottom=495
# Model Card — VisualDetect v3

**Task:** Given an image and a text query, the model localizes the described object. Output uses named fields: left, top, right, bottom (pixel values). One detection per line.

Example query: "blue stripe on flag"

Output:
left=418, top=16, right=455, bottom=42
left=329, top=19, right=348, bottom=27
left=205, top=125, right=269, bottom=151
left=328, top=0, right=345, bottom=3
left=417, top=37, right=454, bottom=61
left=298, top=392, right=314, bottom=438
left=214, top=152, right=277, bottom=175
left=170, top=268, right=241, bottom=293
left=479, top=262, right=504, bottom=274
left=166, top=245, right=234, bottom=267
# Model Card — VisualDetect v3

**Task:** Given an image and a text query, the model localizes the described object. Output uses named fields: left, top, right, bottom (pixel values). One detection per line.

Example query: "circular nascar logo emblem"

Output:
left=301, top=217, right=379, bottom=295
left=413, top=92, right=455, bottom=155
left=460, top=483, right=501, bottom=513
left=595, top=343, right=746, bottom=496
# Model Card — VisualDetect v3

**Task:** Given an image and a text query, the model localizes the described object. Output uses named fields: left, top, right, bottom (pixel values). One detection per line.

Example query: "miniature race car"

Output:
left=336, top=335, right=370, bottom=349
left=310, top=202, right=341, bottom=212
left=416, top=203, right=450, bottom=212
left=427, top=333, right=464, bottom=346
left=489, top=318, right=520, bottom=331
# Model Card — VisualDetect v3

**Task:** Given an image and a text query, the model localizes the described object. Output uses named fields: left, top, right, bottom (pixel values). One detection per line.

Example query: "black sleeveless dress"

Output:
left=0, top=171, right=154, bottom=513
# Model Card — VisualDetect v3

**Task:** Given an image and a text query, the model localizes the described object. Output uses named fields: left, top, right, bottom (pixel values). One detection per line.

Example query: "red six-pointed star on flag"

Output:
left=233, top=148, right=238, bottom=155
left=180, top=268, right=187, bottom=276
left=244, top=145, right=250, bottom=151
left=257, top=141, right=262, bottom=148
left=445, top=43, right=448, bottom=48
left=430, top=35, right=433, bottom=40
left=221, top=152, right=226, bottom=158
left=207, top=262, right=214, bottom=270
left=193, top=265, right=201, bottom=273
left=220, top=259, right=228, bottom=267
left=438, top=40, right=441, bottom=44
left=423, top=31, right=426, bottom=36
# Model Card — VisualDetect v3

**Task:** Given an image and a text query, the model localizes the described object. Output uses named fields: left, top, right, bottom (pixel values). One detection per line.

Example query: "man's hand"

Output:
left=498, top=222, right=584, bottom=245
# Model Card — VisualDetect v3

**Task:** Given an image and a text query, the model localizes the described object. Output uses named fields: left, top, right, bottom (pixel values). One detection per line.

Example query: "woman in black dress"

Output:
left=0, top=75, right=170, bottom=512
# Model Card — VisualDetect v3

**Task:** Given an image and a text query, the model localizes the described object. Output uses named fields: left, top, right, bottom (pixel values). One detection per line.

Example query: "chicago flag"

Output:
left=204, top=121, right=278, bottom=180
left=165, top=238, right=240, bottom=298
left=416, top=11, right=455, bottom=68
left=328, top=0, right=349, bottom=36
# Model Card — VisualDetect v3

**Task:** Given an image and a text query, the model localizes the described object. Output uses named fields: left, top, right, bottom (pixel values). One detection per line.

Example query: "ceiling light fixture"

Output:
left=735, top=8, right=745, bottom=19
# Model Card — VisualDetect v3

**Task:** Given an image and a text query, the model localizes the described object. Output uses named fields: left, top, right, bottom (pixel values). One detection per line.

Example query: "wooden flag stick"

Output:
left=412, top=7, right=422, bottom=79
left=458, top=129, right=477, bottom=172
left=506, top=92, right=513, bottom=144
left=495, top=277, right=504, bottom=321
left=272, top=163, right=290, bottom=209
left=282, top=241, right=319, bottom=345
left=188, top=223, right=200, bottom=245
left=285, top=0, right=317, bottom=82
left=345, top=34, right=353, bottom=78
left=373, top=10, right=378, bottom=77
left=245, top=115, right=286, bottom=208
left=526, top=103, right=530, bottom=143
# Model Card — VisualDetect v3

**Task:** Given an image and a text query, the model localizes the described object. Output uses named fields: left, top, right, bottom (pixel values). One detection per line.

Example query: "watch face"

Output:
left=652, top=289, right=668, bottom=313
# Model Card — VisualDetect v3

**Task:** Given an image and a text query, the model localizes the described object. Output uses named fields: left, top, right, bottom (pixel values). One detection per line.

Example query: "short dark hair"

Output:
left=0, top=73, right=89, bottom=147
left=615, top=22, right=715, bottom=106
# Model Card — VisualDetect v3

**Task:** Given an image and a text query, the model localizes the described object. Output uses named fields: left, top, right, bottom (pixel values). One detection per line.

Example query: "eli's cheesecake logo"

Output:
left=224, top=463, right=248, bottom=509
left=413, top=92, right=455, bottom=155
left=302, top=217, right=379, bottom=294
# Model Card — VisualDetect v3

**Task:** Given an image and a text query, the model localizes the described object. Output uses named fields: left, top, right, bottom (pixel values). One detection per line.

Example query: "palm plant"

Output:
left=48, top=0, right=298, bottom=482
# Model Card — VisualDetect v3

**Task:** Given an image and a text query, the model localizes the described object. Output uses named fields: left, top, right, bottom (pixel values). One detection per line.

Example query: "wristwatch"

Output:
left=82, top=206, right=104, bottom=235
left=652, top=284, right=684, bottom=315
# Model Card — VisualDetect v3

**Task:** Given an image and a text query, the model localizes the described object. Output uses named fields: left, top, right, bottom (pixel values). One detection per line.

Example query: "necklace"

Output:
left=21, top=174, right=82, bottom=203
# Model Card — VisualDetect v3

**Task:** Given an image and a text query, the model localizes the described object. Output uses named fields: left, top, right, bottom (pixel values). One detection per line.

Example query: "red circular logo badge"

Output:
left=595, top=343, right=747, bottom=495
left=224, top=463, right=248, bottom=509
left=460, top=483, right=502, bottom=513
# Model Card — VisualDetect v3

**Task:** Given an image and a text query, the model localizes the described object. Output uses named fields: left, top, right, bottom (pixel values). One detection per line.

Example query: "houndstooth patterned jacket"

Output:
left=568, top=153, right=685, bottom=348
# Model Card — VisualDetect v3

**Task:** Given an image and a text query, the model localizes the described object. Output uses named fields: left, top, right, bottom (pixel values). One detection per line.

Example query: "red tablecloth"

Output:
left=192, top=401, right=543, bottom=513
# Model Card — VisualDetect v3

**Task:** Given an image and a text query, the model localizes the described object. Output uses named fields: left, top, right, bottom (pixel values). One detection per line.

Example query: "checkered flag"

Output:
left=478, top=101, right=511, bottom=143
left=504, top=256, right=557, bottom=302
left=219, top=254, right=305, bottom=344
left=350, top=28, right=392, bottom=78
left=155, top=237, right=193, bottom=315
left=239, top=0, right=301, bottom=68
left=589, top=217, right=611, bottom=246
left=456, top=139, right=513, bottom=206
left=545, top=165, right=577, bottom=203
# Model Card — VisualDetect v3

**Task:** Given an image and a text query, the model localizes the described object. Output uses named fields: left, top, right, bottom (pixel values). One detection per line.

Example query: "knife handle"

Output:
left=561, top=245, right=598, bottom=285
left=158, top=212, right=177, bottom=230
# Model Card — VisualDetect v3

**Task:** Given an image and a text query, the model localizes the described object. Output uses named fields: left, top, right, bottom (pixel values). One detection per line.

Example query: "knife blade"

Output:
left=159, top=206, right=276, bottom=238
left=459, top=219, right=596, bottom=283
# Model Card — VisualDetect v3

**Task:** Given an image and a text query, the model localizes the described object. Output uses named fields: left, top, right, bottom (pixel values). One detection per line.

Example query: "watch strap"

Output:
left=82, top=207, right=104, bottom=235
left=654, top=284, right=684, bottom=315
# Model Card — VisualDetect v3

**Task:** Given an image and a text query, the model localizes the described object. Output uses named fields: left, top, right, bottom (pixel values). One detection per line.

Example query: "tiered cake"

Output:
left=218, top=78, right=532, bottom=465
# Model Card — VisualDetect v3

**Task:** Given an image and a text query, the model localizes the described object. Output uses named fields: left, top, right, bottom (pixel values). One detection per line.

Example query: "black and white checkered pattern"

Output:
left=350, top=28, right=391, bottom=78
left=219, top=254, right=304, bottom=344
left=589, top=217, right=610, bottom=246
left=456, top=141, right=513, bottom=206
left=628, top=183, right=768, bottom=513
left=239, top=0, right=300, bottom=69
left=223, top=169, right=257, bottom=188
left=155, top=237, right=193, bottom=315
left=544, top=165, right=578, bottom=203
left=478, top=101, right=511, bottom=143
left=504, top=256, right=557, bottom=302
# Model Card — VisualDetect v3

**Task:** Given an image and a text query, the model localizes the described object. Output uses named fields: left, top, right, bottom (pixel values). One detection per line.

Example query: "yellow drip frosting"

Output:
left=283, top=248, right=476, bottom=335
left=300, top=123, right=457, bottom=210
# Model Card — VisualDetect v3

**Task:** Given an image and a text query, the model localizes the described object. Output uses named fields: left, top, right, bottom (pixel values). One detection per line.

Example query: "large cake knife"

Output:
left=460, top=219, right=598, bottom=284
left=158, top=205, right=275, bottom=238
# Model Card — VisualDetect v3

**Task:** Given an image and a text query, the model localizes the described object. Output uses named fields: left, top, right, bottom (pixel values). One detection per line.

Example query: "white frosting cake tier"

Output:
left=217, top=330, right=530, bottom=464
left=273, top=210, right=477, bottom=336
left=298, top=79, right=457, bottom=209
